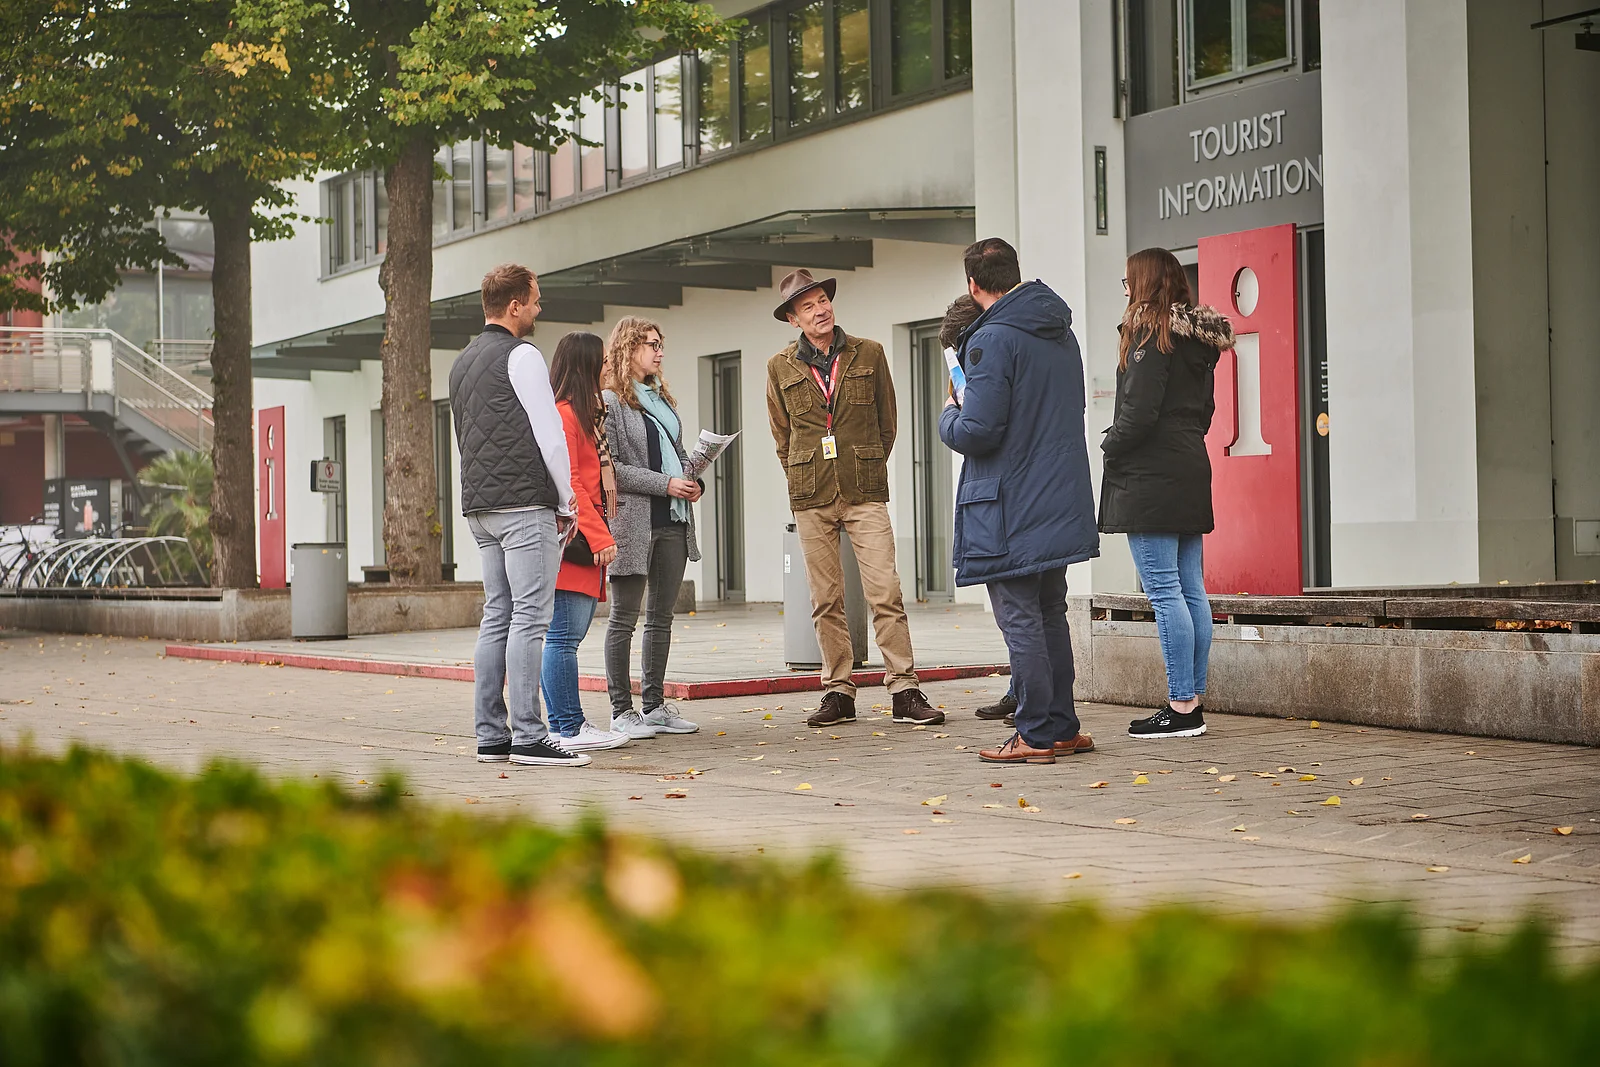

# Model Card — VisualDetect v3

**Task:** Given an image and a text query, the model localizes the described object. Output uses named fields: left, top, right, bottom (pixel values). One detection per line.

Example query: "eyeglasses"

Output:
left=642, top=339, right=663, bottom=352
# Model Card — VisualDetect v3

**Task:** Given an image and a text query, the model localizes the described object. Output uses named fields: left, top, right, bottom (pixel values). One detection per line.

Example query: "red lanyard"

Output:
left=809, top=359, right=842, bottom=432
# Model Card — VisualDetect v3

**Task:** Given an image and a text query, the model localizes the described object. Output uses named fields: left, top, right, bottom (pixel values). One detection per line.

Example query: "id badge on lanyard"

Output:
left=812, top=360, right=842, bottom=460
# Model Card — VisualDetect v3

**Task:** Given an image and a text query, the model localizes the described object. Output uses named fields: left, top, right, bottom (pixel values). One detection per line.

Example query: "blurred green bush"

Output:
left=0, top=744, right=1594, bottom=1066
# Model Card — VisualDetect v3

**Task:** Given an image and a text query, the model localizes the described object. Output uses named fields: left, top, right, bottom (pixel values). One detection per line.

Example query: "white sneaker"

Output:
left=612, top=710, right=659, bottom=739
left=556, top=722, right=633, bottom=752
left=643, top=703, right=699, bottom=734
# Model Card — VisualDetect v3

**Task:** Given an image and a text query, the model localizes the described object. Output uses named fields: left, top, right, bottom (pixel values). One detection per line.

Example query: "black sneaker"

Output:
left=975, top=692, right=1017, bottom=721
left=807, top=691, right=857, bottom=728
left=510, top=739, right=593, bottom=766
left=1128, top=706, right=1207, bottom=738
left=477, top=740, right=512, bottom=763
left=891, top=688, right=944, bottom=726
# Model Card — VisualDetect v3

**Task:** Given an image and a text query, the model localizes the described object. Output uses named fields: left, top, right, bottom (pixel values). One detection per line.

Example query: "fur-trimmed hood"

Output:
left=1120, top=302, right=1235, bottom=368
left=1170, top=303, right=1235, bottom=351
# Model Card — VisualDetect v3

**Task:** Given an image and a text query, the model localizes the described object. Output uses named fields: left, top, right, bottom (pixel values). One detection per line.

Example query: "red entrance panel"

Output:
left=258, top=406, right=287, bottom=589
left=1199, top=224, right=1302, bottom=595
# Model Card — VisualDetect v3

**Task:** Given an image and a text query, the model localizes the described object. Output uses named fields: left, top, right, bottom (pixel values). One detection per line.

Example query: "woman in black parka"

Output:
left=1099, top=247, right=1235, bottom=740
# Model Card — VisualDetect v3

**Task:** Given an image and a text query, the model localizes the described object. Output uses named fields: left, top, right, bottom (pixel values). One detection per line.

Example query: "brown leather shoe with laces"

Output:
left=1054, top=733, right=1095, bottom=754
left=891, top=688, right=944, bottom=725
left=978, top=732, right=1057, bottom=764
left=807, top=691, right=857, bottom=728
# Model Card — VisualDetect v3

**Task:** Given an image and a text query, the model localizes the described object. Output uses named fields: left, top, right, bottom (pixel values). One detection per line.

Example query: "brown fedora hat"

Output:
left=773, top=268, right=838, bottom=322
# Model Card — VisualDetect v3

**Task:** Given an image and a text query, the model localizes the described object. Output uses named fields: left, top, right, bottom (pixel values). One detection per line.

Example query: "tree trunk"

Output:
left=377, top=135, right=442, bottom=585
left=207, top=186, right=258, bottom=589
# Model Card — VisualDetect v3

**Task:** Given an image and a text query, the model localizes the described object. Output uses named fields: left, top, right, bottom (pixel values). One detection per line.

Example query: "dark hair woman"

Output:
left=1099, top=247, right=1235, bottom=740
left=541, top=331, right=629, bottom=753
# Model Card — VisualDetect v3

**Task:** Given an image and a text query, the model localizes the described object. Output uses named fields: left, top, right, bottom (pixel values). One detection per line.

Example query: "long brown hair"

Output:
left=549, top=331, right=605, bottom=441
left=1119, top=247, right=1193, bottom=370
left=604, top=316, right=676, bottom=409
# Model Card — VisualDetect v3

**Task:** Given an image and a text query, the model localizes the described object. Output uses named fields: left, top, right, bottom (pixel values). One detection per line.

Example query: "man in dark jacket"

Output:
left=940, top=238, right=1099, bottom=765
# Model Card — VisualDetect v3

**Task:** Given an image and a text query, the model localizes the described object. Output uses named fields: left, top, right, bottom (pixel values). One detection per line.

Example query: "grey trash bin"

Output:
left=291, top=542, right=348, bottom=639
left=783, top=524, right=869, bottom=670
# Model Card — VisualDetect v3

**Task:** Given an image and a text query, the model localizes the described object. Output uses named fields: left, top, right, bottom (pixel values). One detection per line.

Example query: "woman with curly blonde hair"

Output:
left=600, top=316, right=703, bottom=739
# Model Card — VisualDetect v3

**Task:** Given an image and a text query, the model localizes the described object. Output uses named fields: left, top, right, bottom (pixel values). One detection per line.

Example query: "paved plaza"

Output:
left=3, top=629, right=1598, bottom=957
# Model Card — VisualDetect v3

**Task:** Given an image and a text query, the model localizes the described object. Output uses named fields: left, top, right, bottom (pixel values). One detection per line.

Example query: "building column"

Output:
left=972, top=0, right=1133, bottom=592
left=1321, top=0, right=1482, bottom=586
left=41, top=414, right=66, bottom=481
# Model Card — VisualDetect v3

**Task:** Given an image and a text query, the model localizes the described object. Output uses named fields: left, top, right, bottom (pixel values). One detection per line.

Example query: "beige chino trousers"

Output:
left=794, top=498, right=919, bottom=698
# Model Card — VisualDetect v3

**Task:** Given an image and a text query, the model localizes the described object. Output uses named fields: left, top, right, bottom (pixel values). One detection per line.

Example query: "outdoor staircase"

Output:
left=0, top=327, right=215, bottom=475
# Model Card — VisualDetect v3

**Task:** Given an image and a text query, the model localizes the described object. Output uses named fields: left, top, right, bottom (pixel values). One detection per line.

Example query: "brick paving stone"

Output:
left=2, top=629, right=1598, bottom=958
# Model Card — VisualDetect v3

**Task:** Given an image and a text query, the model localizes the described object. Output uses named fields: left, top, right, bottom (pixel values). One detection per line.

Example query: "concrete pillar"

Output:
left=1322, top=0, right=1481, bottom=586
left=971, top=0, right=1135, bottom=592
left=41, top=414, right=66, bottom=481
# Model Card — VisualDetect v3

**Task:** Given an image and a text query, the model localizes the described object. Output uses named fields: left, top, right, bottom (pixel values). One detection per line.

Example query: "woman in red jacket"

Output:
left=541, top=331, right=630, bottom=752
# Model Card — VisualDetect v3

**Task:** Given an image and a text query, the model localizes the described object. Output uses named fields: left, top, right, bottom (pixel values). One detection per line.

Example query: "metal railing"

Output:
left=0, top=327, right=214, bottom=453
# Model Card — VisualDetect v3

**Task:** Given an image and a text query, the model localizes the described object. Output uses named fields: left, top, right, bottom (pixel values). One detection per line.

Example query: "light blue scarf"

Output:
left=634, top=380, right=690, bottom=523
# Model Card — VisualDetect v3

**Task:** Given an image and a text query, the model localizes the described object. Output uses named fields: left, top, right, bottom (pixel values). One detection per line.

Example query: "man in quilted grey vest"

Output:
left=449, top=264, right=587, bottom=768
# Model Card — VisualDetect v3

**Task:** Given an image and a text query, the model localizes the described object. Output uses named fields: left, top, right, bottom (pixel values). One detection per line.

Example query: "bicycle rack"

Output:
left=9, top=536, right=209, bottom=591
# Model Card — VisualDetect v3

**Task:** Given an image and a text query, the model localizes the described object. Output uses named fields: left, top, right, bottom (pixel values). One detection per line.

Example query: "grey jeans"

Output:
left=606, top=523, right=689, bottom=715
left=468, top=508, right=559, bottom=746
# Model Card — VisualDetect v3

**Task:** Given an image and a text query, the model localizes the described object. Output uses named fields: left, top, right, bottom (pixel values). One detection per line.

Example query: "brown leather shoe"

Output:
left=978, top=732, right=1057, bottom=764
left=1054, top=732, right=1095, bottom=755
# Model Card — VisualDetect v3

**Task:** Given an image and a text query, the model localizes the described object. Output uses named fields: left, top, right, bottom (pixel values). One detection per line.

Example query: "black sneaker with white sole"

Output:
left=1128, top=706, right=1207, bottom=738
left=477, top=740, right=512, bottom=763
left=510, top=739, right=593, bottom=767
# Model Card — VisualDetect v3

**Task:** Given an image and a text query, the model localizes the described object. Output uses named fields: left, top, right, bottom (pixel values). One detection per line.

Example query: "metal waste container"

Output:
left=783, top=524, right=868, bottom=670
left=291, top=542, right=348, bottom=639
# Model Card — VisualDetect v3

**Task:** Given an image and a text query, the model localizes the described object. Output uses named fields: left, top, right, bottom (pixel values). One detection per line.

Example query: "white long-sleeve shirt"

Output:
left=504, top=341, right=574, bottom=517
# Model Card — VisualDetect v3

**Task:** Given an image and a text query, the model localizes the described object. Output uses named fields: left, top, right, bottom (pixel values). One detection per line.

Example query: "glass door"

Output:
left=910, top=325, right=953, bottom=601
left=710, top=353, right=745, bottom=599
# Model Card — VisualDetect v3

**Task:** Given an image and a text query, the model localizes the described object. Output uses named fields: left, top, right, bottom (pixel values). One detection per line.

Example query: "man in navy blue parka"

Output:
left=939, top=238, right=1099, bottom=765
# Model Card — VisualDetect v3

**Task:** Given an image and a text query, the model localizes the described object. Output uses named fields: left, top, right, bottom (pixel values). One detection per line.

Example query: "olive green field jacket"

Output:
left=765, top=333, right=897, bottom=511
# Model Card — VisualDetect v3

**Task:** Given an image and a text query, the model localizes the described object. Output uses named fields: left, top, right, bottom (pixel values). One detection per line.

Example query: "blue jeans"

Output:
left=1127, top=533, right=1212, bottom=702
left=542, top=589, right=598, bottom=737
left=468, top=509, right=559, bottom=747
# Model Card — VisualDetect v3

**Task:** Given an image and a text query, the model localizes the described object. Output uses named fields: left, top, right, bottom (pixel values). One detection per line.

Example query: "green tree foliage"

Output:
left=245, top=0, right=733, bottom=586
left=139, top=449, right=215, bottom=572
left=0, top=0, right=355, bottom=589
left=0, top=744, right=1597, bottom=1065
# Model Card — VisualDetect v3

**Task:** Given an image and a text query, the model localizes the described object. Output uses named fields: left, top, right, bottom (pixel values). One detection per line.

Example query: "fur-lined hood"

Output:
left=1121, top=302, right=1235, bottom=351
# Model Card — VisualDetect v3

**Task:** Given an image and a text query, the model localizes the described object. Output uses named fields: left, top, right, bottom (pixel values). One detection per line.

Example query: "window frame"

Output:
left=1183, top=0, right=1295, bottom=94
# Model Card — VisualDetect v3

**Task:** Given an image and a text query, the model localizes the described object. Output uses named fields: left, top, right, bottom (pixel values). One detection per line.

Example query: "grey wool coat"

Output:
left=601, top=388, right=702, bottom=577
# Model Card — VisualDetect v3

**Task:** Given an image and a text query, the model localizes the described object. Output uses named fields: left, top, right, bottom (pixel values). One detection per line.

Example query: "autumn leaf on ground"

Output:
left=834, top=802, right=854, bottom=807
left=1348, top=777, right=1365, bottom=786
left=1115, top=817, right=1138, bottom=825
left=770, top=770, right=782, bottom=775
left=715, top=731, right=726, bottom=736
left=1132, top=774, right=1150, bottom=785
left=1231, top=825, right=1249, bottom=832
left=1218, top=775, right=1237, bottom=783
left=922, top=795, right=948, bottom=806
left=982, top=803, right=1003, bottom=809
left=1157, top=769, right=1173, bottom=774
left=1020, top=806, right=1041, bottom=813
left=1242, top=836, right=1260, bottom=842
left=1554, top=826, right=1574, bottom=835
left=934, top=733, right=950, bottom=738
left=1204, top=767, right=1219, bottom=774
left=762, top=713, right=773, bottom=720
left=1276, top=766, right=1296, bottom=773
left=628, top=795, right=644, bottom=801
left=1512, top=854, right=1532, bottom=864
left=1254, top=772, right=1277, bottom=779
left=1309, top=721, right=1321, bottom=728
left=464, top=798, right=480, bottom=804
left=1322, top=795, right=1342, bottom=806
left=795, top=783, right=812, bottom=791
left=1063, top=872, right=1082, bottom=879
left=1087, top=781, right=1109, bottom=789
left=1299, top=774, right=1317, bottom=781
left=1017, top=796, right=1029, bottom=808
left=739, top=755, right=764, bottom=761
left=1426, top=865, right=1450, bottom=873
left=664, top=791, right=688, bottom=799
left=498, top=773, right=509, bottom=779
left=902, top=829, right=921, bottom=835
left=1412, top=813, right=1430, bottom=821
left=990, top=782, right=1003, bottom=788
left=930, top=817, right=953, bottom=824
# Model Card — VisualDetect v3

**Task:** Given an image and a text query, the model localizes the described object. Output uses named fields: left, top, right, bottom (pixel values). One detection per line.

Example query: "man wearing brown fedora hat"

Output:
left=765, top=269, right=942, bottom=730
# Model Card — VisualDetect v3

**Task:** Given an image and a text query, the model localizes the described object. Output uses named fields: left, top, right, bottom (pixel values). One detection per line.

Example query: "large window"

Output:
left=888, top=0, right=970, bottom=98
left=322, top=0, right=977, bottom=275
left=1122, top=0, right=1316, bottom=116
left=1187, top=0, right=1290, bottom=86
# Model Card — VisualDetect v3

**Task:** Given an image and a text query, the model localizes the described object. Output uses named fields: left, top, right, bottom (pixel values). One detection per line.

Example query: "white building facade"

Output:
left=250, top=0, right=1600, bottom=600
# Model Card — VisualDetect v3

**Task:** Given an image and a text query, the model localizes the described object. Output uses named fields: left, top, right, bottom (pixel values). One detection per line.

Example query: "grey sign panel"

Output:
left=1125, top=73, right=1323, bottom=251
